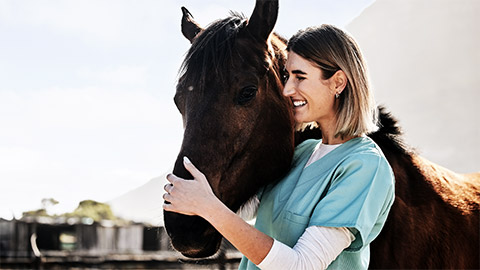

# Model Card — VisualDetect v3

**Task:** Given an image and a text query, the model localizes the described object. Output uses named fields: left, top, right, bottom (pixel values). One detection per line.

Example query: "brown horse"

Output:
left=164, top=0, right=480, bottom=268
left=164, top=1, right=295, bottom=258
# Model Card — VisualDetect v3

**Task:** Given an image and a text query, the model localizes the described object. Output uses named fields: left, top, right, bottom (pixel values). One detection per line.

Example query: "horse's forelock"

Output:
left=178, top=14, right=247, bottom=93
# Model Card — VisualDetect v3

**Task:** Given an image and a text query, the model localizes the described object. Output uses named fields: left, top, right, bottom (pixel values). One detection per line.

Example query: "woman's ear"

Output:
left=332, top=70, right=347, bottom=94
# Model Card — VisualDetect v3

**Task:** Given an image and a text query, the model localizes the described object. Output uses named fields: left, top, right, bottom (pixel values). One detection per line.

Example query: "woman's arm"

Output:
left=258, top=226, right=354, bottom=270
left=163, top=156, right=273, bottom=265
left=163, top=157, right=354, bottom=269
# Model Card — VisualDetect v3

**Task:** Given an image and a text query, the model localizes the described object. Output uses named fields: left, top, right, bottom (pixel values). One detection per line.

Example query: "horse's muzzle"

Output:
left=164, top=211, right=223, bottom=258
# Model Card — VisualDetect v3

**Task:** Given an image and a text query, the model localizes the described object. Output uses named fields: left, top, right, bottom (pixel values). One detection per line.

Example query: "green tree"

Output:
left=22, top=199, right=119, bottom=223
left=22, top=197, right=58, bottom=218
left=22, top=208, right=48, bottom=218
left=66, top=200, right=117, bottom=222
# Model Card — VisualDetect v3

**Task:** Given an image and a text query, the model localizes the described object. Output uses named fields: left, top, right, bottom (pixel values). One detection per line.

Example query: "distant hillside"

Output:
left=108, top=174, right=168, bottom=226
left=347, top=0, right=479, bottom=173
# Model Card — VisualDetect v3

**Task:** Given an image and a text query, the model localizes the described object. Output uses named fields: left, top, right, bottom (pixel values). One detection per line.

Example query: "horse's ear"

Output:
left=181, top=7, right=203, bottom=43
left=246, top=0, right=279, bottom=42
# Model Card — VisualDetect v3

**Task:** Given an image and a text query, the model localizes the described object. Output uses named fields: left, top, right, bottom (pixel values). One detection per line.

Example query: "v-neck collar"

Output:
left=274, top=137, right=368, bottom=208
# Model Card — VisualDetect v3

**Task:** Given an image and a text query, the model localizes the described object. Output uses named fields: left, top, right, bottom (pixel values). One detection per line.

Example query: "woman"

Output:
left=163, top=24, right=395, bottom=270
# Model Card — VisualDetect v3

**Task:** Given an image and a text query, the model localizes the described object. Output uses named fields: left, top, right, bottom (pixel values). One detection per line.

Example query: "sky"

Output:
left=0, top=0, right=375, bottom=219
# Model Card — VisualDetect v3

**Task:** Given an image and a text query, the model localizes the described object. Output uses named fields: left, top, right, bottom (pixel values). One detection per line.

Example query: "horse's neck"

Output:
left=378, top=139, right=480, bottom=211
left=411, top=155, right=480, bottom=213
left=294, top=127, right=322, bottom=146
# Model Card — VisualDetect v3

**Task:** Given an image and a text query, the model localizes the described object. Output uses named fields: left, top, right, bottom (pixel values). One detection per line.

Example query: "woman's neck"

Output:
left=317, top=118, right=356, bottom=145
left=321, top=133, right=354, bottom=145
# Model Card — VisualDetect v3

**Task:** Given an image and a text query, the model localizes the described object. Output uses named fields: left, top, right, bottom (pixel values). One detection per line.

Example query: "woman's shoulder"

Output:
left=336, top=136, right=393, bottom=176
left=343, top=136, right=386, bottom=159
left=295, top=138, right=320, bottom=150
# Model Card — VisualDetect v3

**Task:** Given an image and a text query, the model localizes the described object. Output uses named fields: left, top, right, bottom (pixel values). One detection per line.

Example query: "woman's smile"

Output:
left=292, top=99, right=308, bottom=108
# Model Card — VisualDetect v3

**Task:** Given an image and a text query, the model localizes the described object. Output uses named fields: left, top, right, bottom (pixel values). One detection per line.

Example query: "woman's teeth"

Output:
left=293, top=100, right=307, bottom=107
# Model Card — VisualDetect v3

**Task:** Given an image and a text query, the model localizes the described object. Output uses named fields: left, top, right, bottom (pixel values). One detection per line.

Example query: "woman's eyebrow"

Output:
left=291, top=69, right=307, bottom=75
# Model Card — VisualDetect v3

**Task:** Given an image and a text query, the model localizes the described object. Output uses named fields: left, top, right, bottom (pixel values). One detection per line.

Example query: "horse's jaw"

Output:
left=164, top=212, right=223, bottom=258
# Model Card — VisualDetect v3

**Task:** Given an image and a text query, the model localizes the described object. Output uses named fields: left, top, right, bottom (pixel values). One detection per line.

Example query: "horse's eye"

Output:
left=236, top=86, right=257, bottom=105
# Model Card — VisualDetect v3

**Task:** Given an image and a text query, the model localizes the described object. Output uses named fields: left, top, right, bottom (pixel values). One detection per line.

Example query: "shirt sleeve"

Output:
left=258, top=226, right=355, bottom=270
left=308, top=153, right=395, bottom=251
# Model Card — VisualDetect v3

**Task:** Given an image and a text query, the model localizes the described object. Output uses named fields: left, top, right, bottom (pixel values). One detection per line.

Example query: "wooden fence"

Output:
left=0, top=218, right=241, bottom=269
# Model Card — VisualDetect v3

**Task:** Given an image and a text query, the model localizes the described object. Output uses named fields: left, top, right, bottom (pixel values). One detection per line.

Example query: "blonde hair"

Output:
left=286, top=24, right=378, bottom=138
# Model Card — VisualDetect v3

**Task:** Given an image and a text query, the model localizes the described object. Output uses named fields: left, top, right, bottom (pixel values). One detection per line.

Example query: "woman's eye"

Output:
left=297, top=76, right=306, bottom=81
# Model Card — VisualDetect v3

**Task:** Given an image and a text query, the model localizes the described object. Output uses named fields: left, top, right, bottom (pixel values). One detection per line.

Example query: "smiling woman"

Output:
left=284, top=25, right=377, bottom=143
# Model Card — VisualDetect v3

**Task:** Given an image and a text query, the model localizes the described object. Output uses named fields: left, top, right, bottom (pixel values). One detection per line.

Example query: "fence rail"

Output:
left=0, top=219, right=241, bottom=269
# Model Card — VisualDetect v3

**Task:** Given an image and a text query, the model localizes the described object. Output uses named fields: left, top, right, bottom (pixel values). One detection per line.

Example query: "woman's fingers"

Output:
left=163, top=202, right=174, bottom=211
left=162, top=192, right=196, bottom=216
left=166, top=157, right=206, bottom=184
left=164, top=183, right=173, bottom=193
left=163, top=192, right=172, bottom=202
left=163, top=202, right=194, bottom=216
left=166, top=173, right=184, bottom=185
left=183, top=156, right=206, bottom=181
left=163, top=197, right=176, bottom=212
left=161, top=158, right=214, bottom=217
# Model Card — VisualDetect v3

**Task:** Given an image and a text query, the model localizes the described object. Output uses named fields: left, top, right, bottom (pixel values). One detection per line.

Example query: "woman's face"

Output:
left=283, top=52, right=337, bottom=124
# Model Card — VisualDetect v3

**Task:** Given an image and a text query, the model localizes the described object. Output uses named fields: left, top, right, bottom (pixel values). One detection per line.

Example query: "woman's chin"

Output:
left=294, top=114, right=310, bottom=124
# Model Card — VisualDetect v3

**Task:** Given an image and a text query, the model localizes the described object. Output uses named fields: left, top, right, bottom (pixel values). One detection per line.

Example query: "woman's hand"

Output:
left=164, top=157, right=274, bottom=265
left=163, top=156, right=220, bottom=218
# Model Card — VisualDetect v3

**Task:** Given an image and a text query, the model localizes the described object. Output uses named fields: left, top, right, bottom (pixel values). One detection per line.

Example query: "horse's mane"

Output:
left=296, top=106, right=414, bottom=157
left=370, top=106, right=415, bottom=156
left=179, top=12, right=247, bottom=92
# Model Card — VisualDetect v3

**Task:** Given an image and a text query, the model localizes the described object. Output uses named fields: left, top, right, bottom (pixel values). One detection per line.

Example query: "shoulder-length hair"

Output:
left=286, top=24, right=378, bottom=138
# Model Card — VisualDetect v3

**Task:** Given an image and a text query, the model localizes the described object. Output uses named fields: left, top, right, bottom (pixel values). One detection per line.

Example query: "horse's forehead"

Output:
left=180, top=59, right=261, bottom=92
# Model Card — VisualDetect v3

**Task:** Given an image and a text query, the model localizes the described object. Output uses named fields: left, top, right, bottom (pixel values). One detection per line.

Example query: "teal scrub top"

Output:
left=239, top=137, right=395, bottom=270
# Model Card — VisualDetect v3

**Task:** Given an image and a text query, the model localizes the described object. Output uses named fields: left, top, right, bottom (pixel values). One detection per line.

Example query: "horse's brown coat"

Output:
left=368, top=111, right=480, bottom=269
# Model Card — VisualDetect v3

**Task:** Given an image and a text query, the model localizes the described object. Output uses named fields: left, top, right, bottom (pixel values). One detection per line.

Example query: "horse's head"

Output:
left=164, top=0, right=295, bottom=258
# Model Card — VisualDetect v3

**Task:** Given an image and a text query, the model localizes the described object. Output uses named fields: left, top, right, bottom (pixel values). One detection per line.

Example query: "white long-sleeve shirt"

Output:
left=258, top=226, right=355, bottom=270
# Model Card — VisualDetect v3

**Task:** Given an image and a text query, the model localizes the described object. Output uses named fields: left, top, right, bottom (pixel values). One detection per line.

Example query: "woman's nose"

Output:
left=283, top=78, right=295, bottom=97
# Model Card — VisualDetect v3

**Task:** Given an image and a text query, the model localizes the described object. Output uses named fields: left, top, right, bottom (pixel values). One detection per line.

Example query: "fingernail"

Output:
left=183, top=156, right=191, bottom=164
